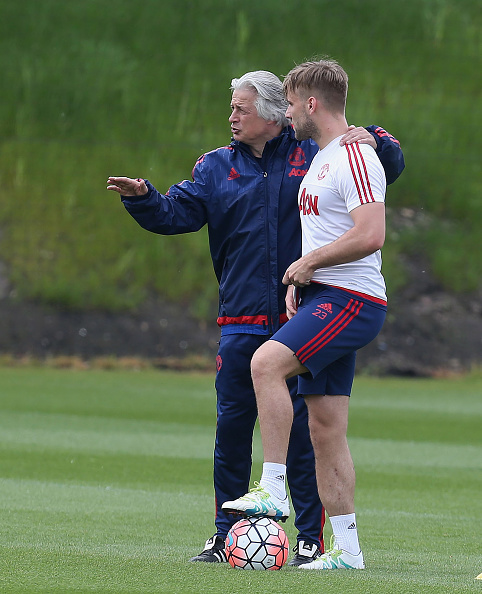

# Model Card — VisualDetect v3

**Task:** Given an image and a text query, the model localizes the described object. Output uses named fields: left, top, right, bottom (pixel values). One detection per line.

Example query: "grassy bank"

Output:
left=0, top=0, right=480, bottom=316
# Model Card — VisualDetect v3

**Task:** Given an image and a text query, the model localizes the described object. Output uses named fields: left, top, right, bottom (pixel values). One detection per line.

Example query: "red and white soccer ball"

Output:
left=225, top=517, right=289, bottom=570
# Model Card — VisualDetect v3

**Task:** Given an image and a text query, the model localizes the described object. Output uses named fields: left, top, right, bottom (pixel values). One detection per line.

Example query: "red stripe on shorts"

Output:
left=296, top=299, right=363, bottom=364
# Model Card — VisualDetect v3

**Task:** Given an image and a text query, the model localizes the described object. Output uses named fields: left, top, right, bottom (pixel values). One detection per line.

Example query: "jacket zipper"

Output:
left=234, top=139, right=282, bottom=335
left=262, top=169, right=273, bottom=334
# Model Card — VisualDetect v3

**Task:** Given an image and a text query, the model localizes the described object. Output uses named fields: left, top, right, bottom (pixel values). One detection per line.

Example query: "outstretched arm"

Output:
left=106, top=175, right=208, bottom=236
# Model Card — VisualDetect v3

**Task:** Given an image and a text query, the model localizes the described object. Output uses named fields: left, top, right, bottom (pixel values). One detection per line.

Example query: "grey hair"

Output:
left=230, top=71, right=289, bottom=127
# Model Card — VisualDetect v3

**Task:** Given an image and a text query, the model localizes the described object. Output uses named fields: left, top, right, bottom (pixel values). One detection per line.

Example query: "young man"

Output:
left=222, top=60, right=390, bottom=570
left=107, top=70, right=403, bottom=566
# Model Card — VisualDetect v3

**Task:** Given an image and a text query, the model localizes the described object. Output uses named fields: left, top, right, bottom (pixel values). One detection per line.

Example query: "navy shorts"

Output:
left=271, top=283, right=386, bottom=396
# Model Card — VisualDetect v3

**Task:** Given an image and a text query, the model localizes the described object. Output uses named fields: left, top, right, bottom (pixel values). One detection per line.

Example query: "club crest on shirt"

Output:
left=317, top=163, right=330, bottom=180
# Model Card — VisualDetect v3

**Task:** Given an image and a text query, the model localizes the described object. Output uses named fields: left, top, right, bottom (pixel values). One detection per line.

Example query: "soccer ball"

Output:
left=225, top=517, right=289, bottom=570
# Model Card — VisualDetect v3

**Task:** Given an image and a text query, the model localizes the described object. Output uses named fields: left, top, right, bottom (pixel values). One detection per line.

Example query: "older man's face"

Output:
left=229, top=88, right=278, bottom=149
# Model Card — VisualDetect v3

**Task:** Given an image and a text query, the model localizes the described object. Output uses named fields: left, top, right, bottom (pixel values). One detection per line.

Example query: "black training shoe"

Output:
left=288, top=539, right=323, bottom=566
left=189, top=535, right=227, bottom=563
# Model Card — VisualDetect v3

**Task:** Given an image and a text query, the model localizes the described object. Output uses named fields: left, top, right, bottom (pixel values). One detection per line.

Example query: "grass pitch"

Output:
left=0, top=367, right=480, bottom=593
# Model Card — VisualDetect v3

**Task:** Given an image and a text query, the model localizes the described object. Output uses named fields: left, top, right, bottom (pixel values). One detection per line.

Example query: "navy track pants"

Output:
left=213, top=333, right=325, bottom=548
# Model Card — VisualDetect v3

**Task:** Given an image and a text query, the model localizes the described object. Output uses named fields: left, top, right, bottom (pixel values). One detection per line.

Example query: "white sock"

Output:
left=329, top=513, right=361, bottom=555
left=259, top=463, right=287, bottom=500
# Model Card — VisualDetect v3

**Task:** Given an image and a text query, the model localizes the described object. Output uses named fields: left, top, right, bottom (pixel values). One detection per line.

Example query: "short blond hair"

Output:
left=283, top=59, right=348, bottom=113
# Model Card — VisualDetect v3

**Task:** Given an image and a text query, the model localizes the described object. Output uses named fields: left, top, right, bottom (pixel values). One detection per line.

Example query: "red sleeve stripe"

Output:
left=374, top=126, right=400, bottom=146
left=345, top=143, right=375, bottom=204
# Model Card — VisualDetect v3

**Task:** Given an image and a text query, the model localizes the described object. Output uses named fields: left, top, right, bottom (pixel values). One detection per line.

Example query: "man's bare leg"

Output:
left=304, top=394, right=354, bottom=516
left=222, top=339, right=364, bottom=567
left=221, top=340, right=306, bottom=521
left=250, top=340, right=307, bottom=464
left=300, top=394, right=363, bottom=565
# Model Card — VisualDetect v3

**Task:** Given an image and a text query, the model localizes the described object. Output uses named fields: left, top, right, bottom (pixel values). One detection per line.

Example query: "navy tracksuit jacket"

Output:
left=122, top=125, right=404, bottom=547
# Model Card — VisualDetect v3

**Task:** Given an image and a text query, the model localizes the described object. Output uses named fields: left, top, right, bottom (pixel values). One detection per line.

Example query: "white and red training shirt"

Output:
left=298, top=135, right=387, bottom=302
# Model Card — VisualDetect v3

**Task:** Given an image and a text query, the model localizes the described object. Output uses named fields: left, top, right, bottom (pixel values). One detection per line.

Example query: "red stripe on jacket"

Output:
left=217, top=314, right=289, bottom=327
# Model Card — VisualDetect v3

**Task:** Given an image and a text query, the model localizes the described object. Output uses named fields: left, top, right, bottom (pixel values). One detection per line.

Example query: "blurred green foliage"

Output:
left=0, top=0, right=480, bottom=317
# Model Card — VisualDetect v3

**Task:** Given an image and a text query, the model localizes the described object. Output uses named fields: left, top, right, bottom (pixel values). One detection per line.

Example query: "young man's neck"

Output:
left=314, top=116, right=348, bottom=150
